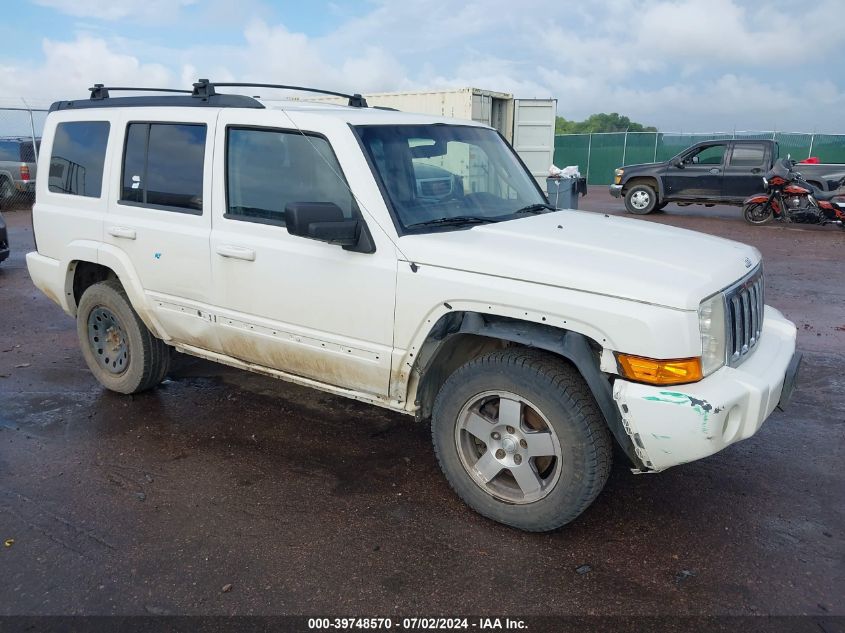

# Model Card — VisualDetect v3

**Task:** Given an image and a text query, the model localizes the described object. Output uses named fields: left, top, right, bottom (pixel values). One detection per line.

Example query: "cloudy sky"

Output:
left=1, top=0, right=843, bottom=132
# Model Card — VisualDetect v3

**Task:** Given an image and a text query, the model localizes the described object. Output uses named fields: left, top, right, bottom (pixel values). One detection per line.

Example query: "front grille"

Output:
left=725, top=267, right=764, bottom=367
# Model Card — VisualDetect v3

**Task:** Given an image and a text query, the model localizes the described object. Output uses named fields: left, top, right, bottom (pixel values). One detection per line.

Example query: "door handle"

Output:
left=108, top=226, right=136, bottom=240
left=216, top=244, right=256, bottom=261
left=751, top=168, right=762, bottom=174
left=709, top=168, right=721, bottom=174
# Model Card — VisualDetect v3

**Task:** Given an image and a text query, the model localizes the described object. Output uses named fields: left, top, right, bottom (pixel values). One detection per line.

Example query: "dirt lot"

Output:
left=0, top=192, right=843, bottom=617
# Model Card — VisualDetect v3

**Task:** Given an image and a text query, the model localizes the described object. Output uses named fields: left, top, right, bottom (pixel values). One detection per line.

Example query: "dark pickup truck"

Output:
left=610, top=139, right=845, bottom=214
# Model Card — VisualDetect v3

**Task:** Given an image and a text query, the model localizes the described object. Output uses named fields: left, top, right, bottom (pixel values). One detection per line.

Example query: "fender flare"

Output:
left=415, top=312, right=644, bottom=469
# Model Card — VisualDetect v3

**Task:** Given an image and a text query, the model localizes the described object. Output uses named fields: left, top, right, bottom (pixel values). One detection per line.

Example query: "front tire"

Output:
left=431, top=349, right=612, bottom=532
left=76, top=280, right=170, bottom=394
left=624, top=184, right=658, bottom=215
left=743, top=202, right=773, bottom=225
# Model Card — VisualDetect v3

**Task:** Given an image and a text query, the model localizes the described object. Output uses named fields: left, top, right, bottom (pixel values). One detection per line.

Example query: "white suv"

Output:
left=27, top=81, right=801, bottom=532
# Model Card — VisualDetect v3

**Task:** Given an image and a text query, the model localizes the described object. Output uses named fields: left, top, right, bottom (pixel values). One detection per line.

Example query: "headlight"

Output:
left=614, top=168, right=624, bottom=185
left=699, top=293, right=727, bottom=376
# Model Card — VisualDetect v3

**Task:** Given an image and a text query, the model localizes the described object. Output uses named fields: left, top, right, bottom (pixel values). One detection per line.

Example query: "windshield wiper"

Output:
left=405, top=216, right=498, bottom=229
left=512, top=203, right=556, bottom=215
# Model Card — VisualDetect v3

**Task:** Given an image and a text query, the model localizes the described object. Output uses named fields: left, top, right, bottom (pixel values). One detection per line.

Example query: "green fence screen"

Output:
left=553, top=132, right=845, bottom=185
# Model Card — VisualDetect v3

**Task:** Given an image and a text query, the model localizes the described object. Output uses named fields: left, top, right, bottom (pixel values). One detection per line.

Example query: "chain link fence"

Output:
left=554, top=131, right=845, bottom=185
left=0, top=104, right=48, bottom=210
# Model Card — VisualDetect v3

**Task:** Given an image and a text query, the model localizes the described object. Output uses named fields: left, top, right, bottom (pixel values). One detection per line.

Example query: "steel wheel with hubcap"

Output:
left=76, top=279, right=170, bottom=394
left=432, top=348, right=612, bottom=532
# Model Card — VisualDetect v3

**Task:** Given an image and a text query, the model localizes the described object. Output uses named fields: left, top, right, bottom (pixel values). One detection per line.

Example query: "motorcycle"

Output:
left=743, top=157, right=845, bottom=229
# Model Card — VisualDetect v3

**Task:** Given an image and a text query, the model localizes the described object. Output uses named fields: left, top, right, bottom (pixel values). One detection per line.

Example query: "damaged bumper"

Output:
left=613, top=306, right=798, bottom=472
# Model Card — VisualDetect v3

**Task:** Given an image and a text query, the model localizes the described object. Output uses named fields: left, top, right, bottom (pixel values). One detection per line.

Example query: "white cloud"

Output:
left=5, top=0, right=845, bottom=132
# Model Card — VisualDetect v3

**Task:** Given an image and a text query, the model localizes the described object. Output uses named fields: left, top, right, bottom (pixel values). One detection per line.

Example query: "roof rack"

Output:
left=50, top=79, right=369, bottom=112
left=89, top=84, right=193, bottom=100
left=191, top=79, right=368, bottom=107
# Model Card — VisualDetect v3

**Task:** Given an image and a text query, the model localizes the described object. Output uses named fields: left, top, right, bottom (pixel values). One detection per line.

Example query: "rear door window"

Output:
left=729, top=144, right=766, bottom=166
left=48, top=121, right=110, bottom=197
left=120, top=122, right=206, bottom=213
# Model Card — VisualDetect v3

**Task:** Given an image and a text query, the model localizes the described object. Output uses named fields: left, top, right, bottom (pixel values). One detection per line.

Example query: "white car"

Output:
left=26, top=81, right=801, bottom=532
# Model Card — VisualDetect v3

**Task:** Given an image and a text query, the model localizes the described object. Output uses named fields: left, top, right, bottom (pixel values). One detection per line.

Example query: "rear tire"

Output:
left=76, top=280, right=170, bottom=394
left=624, top=184, right=658, bottom=215
left=431, top=349, right=612, bottom=532
left=743, top=202, right=773, bottom=225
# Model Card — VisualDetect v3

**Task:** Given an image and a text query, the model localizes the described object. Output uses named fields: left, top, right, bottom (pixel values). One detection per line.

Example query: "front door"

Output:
left=663, top=143, right=727, bottom=200
left=209, top=113, right=397, bottom=397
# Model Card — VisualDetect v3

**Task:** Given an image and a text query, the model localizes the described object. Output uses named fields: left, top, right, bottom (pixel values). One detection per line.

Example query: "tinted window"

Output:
left=121, top=123, right=206, bottom=212
left=226, top=128, right=355, bottom=223
left=19, top=140, right=39, bottom=163
left=48, top=121, right=110, bottom=197
left=730, top=144, right=766, bottom=166
left=0, top=141, right=17, bottom=162
left=687, top=144, right=725, bottom=165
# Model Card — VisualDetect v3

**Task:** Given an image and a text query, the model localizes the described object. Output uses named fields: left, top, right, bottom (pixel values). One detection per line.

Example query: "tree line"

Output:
left=555, top=112, right=657, bottom=134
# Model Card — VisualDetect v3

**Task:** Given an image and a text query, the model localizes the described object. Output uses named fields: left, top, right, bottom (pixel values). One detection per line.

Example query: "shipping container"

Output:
left=303, top=88, right=557, bottom=188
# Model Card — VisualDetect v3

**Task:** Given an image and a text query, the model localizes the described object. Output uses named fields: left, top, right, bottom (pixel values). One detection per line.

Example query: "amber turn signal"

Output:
left=615, top=354, right=703, bottom=386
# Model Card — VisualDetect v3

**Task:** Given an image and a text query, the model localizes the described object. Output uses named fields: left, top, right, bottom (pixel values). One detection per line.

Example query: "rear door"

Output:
left=722, top=142, right=769, bottom=201
left=104, top=110, right=217, bottom=349
left=662, top=143, right=727, bottom=200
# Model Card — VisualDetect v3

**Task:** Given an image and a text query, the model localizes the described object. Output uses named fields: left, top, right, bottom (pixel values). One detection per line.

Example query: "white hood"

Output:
left=397, top=211, right=760, bottom=311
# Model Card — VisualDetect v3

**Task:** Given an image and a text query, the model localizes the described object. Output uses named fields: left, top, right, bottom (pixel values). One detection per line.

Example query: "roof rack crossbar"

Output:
left=201, top=81, right=368, bottom=108
left=89, top=84, right=193, bottom=100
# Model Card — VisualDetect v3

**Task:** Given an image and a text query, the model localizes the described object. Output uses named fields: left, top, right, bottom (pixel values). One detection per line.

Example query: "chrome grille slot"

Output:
left=726, top=267, right=764, bottom=367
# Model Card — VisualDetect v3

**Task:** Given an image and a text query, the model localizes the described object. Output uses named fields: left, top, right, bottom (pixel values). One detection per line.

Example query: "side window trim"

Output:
left=222, top=124, right=361, bottom=228
left=119, top=120, right=207, bottom=215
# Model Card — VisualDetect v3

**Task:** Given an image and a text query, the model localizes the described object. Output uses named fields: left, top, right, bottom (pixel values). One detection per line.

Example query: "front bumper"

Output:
left=609, top=184, right=623, bottom=198
left=613, top=306, right=798, bottom=471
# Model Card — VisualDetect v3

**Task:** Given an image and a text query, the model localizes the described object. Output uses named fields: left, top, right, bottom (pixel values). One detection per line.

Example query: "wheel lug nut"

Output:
left=491, top=432, right=501, bottom=440
left=506, top=426, right=515, bottom=434
left=519, top=439, right=528, bottom=449
left=514, top=454, right=522, bottom=465
left=495, top=449, right=506, bottom=460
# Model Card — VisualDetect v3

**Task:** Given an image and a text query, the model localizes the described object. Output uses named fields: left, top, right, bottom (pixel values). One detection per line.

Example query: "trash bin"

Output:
left=547, top=177, right=579, bottom=209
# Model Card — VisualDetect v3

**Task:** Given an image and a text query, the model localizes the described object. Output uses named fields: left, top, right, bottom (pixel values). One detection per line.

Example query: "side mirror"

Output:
left=285, top=202, right=360, bottom=247
left=672, top=158, right=684, bottom=169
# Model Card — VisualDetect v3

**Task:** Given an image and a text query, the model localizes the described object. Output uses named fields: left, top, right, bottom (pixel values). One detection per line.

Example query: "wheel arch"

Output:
left=65, top=248, right=168, bottom=340
left=623, top=175, right=662, bottom=200
left=408, top=311, right=642, bottom=468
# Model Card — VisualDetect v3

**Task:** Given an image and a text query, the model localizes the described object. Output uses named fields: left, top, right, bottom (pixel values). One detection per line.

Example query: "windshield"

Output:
left=355, top=124, right=547, bottom=232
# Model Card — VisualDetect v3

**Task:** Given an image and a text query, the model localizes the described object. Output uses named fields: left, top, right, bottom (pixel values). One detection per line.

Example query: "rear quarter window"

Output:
left=48, top=121, right=110, bottom=197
